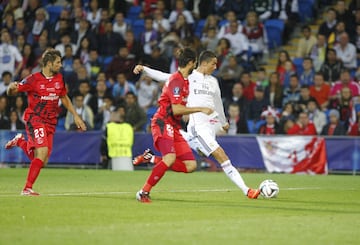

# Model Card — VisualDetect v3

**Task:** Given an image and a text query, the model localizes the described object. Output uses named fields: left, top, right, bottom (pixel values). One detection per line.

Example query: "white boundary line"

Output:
left=0, top=187, right=355, bottom=198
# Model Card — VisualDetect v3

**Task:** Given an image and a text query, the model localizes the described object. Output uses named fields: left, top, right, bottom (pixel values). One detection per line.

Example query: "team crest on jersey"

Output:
left=19, top=79, right=27, bottom=85
left=40, top=84, right=45, bottom=89
left=54, top=82, right=61, bottom=89
left=173, top=87, right=180, bottom=96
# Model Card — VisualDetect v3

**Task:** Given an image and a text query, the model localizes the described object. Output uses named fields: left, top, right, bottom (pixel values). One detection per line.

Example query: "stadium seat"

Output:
left=264, top=19, right=285, bottom=50
left=194, top=19, right=206, bottom=38
left=131, top=19, right=145, bottom=40
left=298, top=0, right=315, bottom=23
left=218, top=19, right=228, bottom=28
left=247, top=120, right=255, bottom=134
left=56, top=117, right=66, bottom=131
left=101, top=56, right=113, bottom=71
left=292, top=57, right=304, bottom=74
left=45, top=5, right=64, bottom=24
left=127, top=5, right=142, bottom=22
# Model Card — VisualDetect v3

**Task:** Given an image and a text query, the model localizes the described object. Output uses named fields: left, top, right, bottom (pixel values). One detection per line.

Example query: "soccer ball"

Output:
left=259, top=179, right=279, bottom=198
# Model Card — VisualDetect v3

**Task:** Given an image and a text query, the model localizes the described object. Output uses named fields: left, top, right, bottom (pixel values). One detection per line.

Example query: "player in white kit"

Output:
left=133, top=50, right=260, bottom=199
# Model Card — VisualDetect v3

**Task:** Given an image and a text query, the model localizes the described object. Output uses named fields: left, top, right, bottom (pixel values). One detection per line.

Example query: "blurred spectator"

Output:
left=168, top=0, right=195, bottom=25
left=76, top=37, right=91, bottom=65
left=330, top=69, right=360, bottom=100
left=112, top=73, right=137, bottom=105
left=217, top=55, right=243, bottom=97
left=0, top=71, right=12, bottom=96
left=98, top=0, right=128, bottom=18
left=55, top=33, right=77, bottom=57
left=226, top=102, right=249, bottom=135
left=202, top=15, right=219, bottom=37
left=297, top=85, right=315, bottom=113
left=223, top=21, right=249, bottom=61
left=251, top=0, right=272, bottom=22
left=10, top=95, right=26, bottom=124
left=276, top=50, right=295, bottom=86
left=124, top=30, right=144, bottom=63
left=152, top=8, right=170, bottom=38
left=318, top=8, right=337, bottom=40
left=327, top=21, right=346, bottom=48
left=227, top=0, right=251, bottom=21
left=140, top=16, right=159, bottom=55
left=77, top=80, right=92, bottom=106
left=280, top=102, right=296, bottom=133
left=255, top=67, right=269, bottom=87
left=96, top=8, right=110, bottom=35
left=28, top=8, right=49, bottom=43
left=98, top=20, right=125, bottom=57
left=0, top=29, right=23, bottom=79
left=309, top=34, right=327, bottom=71
left=201, top=27, right=219, bottom=51
left=61, top=44, right=75, bottom=78
left=282, top=60, right=297, bottom=88
left=283, top=74, right=301, bottom=106
left=94, top=95, right=115, bottom=130
left=71, top=6, right=87, bottom=31
left=14, top=34, right=26, bottom=54
left=106, top=46, right=136, bottom=84
left=24, top=0, right=41, bottom=24
left=65, top=93, right=94, bottom=130
left=334, top=32, right=357, bottom=71
left=287, top=111, right=317, bottom=135
left=51, top=16, right=72, bottom=46
left=264, top=72, right=283, bottom=109
left=307, top=100, right=327, bottom=134
left=33, top=33, right=49, bottom=58
left=171, top=13, right=193, bottom=40
left=347, top=114, right=360, bottom=136
left=329, top=86, right=355, bottom=129
left=21, top=43, right=37, bottom=71
left=296, top=25, right=317, bottom=58
left=217, top=10, right=242, bottom=39
left=319, top=48, right=343, bottom=84
left=247, top=85, right=269, bottom=121
left=310, top=72, right=331, bottom=110
left=223, top=82, right=248, bottom=117
left=86, top=0, right=101, bottom=30
left=143, top=46, right=169, bottom=73
left=88, top=78, right=112, bottom=116
left=0, top=95, right=10, bottom=129
left=72, top=18, right=97, bottom=50
left=242, top=11, right=267, bottom=61
left=87, top=49, right=102, bottom=86
left=258, top=107, right=281, bottom=135
left=136, top=74, right=159, bottom=112
left=153, top=0, right=170, bottom=18
left=124, top=91, right=147, bottom=132
left=321, top=109, right=346, bottom=136
left=239, top=71, right=256, bottom=101
left=299, top=57, right=315, bottom=86
left=354, top=24, right=360, bottom=61
left=13, top=17, right=29, bottom=42
left=335, top=0, right=353, bottom=33
left=8, top=110, right=25, bottom=131
left=215, top=37, right=232, bottom=70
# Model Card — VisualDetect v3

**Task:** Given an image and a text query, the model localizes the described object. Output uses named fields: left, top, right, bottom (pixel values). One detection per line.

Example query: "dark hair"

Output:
left=290, top=74, right=298, bottom=79
left=303, top=57, right=313, bottom=63
left=300, top=84, right=309, bottom=89
left=302, top=25, right=311, bottom=32
left=198, top=50, right=216, bottom=64
left=177, top=47, right=196, bottom=68
left=42, top=49, right=61, bottom=67
left=1, top=71, right=12, bottom=78
left=258, top=67, right=266, bottom=72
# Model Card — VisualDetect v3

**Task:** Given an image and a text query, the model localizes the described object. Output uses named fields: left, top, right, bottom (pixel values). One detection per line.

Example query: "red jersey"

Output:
left=18, top=72, right=67, bottom=126
left=153, top=71, right=189, bottom=128
left=287, top=122, right=317, bottom=135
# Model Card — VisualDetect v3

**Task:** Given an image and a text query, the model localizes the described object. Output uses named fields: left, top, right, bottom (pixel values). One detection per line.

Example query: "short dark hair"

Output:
left=2, top=71, right=12, bottom=78
left=302, top=25, right=311, bottom=32
left=42, top=49, right=61, bottom=67
left=198, top=50, right=216, bottom=64
left=177, top=47, right=197, bottom=68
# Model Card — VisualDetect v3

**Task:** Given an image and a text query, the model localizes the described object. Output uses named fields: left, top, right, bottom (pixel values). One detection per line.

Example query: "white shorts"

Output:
left=180, top=124, right=220, bottom=157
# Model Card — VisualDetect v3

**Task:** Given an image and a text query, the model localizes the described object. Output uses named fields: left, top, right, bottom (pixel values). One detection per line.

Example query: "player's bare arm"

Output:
left=6, top=82, right=19, bottom=96
left=61, top=95, right=87, bottom=131
left=133, top=65, right=144, bottom=74
left=172, top=104, right=213, bottom=116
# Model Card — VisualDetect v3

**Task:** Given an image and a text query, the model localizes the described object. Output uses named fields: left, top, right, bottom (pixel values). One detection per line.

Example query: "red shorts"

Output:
left=25, top=119, right=55, bottom=157
left=151, top=118, right=195, bottom=161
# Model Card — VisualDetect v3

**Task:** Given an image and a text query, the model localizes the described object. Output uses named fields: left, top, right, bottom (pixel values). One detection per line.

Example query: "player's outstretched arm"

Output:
left=7, top=82, right=19, bottom=96
left=61, top=95, right=87, bottom=131
left=133, top=64, right=170, bottom=83
left=172, top=104, right=213, bottom=116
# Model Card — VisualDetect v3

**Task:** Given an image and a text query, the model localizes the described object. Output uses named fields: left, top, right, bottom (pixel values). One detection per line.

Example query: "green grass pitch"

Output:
left=0, top=168, right=359, bottom=245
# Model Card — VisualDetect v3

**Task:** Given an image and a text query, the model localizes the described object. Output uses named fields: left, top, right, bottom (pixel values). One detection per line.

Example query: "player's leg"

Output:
left=171, top=131, right=197, bottom=173
left=22, top=123, right=50, bottom=196
left=4, top=133, right=34, bottom=160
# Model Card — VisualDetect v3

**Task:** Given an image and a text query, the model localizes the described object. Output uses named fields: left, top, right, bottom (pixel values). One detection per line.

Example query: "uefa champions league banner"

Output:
left=256, top=136, right=328, bottom=174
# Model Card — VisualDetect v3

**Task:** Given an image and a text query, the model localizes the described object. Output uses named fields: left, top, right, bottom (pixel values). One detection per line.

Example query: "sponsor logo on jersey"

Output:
left=46, top=87, right=55, bottom=92
left=55, top=82, right=61, bottom=89
left=41, top=93, right=59, bottom=101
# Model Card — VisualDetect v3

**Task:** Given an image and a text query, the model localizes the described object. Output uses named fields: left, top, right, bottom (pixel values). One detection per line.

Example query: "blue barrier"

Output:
left=0, top=131, right=359, bottom=172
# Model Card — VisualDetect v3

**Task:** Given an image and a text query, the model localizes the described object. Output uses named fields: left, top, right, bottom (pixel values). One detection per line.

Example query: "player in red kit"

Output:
left=5, top=49, right=87, bottom=196
left=136, top=48, right=213, bottom=203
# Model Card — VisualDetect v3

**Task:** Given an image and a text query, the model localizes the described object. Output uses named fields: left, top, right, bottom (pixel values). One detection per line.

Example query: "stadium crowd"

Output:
left=0, top=0, right=360, bottom=136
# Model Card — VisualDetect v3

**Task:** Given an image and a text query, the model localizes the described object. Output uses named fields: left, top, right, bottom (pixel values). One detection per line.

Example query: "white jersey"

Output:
left=143, top=67, right=227, bottom=129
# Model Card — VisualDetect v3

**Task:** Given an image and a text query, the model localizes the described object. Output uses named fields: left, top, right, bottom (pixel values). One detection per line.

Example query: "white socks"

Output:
left=221, top=160, right=249, bottom=195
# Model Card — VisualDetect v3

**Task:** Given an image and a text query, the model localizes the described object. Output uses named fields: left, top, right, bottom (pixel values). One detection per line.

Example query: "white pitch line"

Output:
left=0, top=187, right=354, bottom=198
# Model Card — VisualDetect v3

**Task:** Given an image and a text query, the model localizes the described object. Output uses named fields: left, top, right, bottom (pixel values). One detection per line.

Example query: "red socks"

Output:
left=18, top=138, right=34, bottom=160
left=24, top=158, right=44, bottom=189
left=170, top=159, right=188, bottom=173
left=143, top=161, right=168, bottom=192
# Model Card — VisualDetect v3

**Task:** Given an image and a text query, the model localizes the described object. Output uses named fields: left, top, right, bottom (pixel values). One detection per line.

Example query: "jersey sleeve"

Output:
left=59, top=75, right=67, bottom=97
left=17, top=75, right=34, bottom=93
left=167, top=75, right=184, bottom=105
left=143, top=66, right=171, bottom=83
